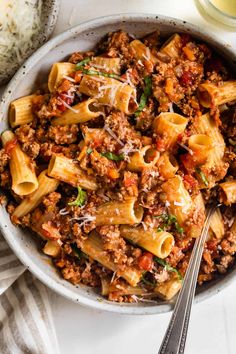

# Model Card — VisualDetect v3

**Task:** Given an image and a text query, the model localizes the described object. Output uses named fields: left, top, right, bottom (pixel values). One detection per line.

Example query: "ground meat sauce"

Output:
left=0, top=30, right=236, bottom=303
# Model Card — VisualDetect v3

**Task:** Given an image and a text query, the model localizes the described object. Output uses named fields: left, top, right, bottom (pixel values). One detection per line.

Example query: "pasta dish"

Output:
left=0, top=30, right=236, bottom=303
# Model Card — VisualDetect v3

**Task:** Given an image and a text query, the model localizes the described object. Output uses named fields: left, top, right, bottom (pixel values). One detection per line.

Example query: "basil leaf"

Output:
left=68, top=187, right=87, bottom=207
left=154, top=257, right=183, bottom=281
left=101, top=152, right=124, bottom=161
left=87, top=147, right=93, bottom=155
left=135, top=76, right=152, bottom=117
left=195, top=167, right=209, bottom=187
left=155, top=213, right=183, bottom=234
left=75, top=57, right=91, bottom=69
left=82, top=69, right=120, bottom=80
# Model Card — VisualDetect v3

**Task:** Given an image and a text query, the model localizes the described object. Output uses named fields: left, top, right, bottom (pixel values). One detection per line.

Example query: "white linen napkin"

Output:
left=0, top=232, right=60, bottom=354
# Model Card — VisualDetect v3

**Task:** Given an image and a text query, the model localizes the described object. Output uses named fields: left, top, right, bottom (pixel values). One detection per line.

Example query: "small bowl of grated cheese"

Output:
left=0, top=0, right=60, bottom=86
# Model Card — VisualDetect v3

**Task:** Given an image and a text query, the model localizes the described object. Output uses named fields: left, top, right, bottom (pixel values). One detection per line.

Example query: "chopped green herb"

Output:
left=75, top=57, right=91, bottom=69
left=154, top=257, right=183, bottom=281
left=82, top=69, right=121, bottom=80
left=101, top=151, right=124, bottom=161
left=87, top=147, right=93, bottom=155
left=195, top=167, right=209, bottom=187
left=141, top=272, right=156, bottom=286
left=68, top=187, right=87, bottom=207
left=155, top=213, right=183, bottom=234
left=71, top=244, right=89, bottom=260
left=135, top=76, right=152, bottom=117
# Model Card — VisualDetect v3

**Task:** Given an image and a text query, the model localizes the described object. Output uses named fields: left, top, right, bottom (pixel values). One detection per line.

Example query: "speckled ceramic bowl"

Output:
left=0, top=14, right=235, bottom=315
left=0, top=0, right=60, bottom=85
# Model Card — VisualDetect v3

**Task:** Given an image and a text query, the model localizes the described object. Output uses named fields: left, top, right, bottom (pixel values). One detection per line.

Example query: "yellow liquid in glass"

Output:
left=210, top=0, right=236, bottom=16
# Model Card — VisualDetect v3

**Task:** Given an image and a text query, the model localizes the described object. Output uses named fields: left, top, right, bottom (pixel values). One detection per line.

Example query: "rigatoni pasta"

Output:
left=198, top=81, right=236, bottom=108
left=153, top=113, right=188, bottom=150
left=52, top=98, right=101, bottom=125
left=1, top=130, right=38, bottom=196
left=81, top=232, right=142, bottom=287
left=219, top=180, right=236, bottom=206
left=13, top=170, right=59, bottom=218
left=95, top=198, right=143, bottom=226
left=79, top=75, right=136, bottom=114
left=9, top=94, right=36, bottom=128
left=48, top=154, right=97, bottom=191
left=48, top=62, right=75, bottom=92
left=120, top=226, right=174, bottom=258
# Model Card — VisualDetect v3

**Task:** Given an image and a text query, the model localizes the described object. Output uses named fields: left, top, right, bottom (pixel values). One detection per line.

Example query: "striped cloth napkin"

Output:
left=0, top=232, right=60, bottom=354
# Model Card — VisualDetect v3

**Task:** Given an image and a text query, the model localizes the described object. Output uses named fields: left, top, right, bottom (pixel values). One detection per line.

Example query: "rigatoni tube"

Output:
left=127, top=146, right=160, bottom=172
left=79, top=75, right=136, bottom=114
left=51, top=98, right=101, bottom=125
left=209, top=209, right=224, bottom=240
left=13, top=170, right=59, bottom=218
left=198, top=81, right=236, bottom=108
left=43, top=240, right=61, bottom=257
left=1, top=130, right=38, bottom=196
left=157, top=152, right=178, bottom=180
left=153, top=113, right=188, bottom=150
left=48, top=154, right=97, bottom=191
left=188, top=134, right=213, bottom=165
left=9, top=94, right=36, bottom=128
left=219, top=180, right=236, bottom=206
left=162, top=175, right=193, bottom=227
left=130, top=39, right=157, bottom=63
left=48, top=62, right=75, bottom=92
left=154, top=274, right=182, bottom=300
left=159, top=34, right=182, bottom=59
left=81, top=232, right=142, bottom=286
left=120, top=226, right=174, bottom=259
left=91, top=57, right=121, bottom=75
left=95, top=198, right=143, bottom=226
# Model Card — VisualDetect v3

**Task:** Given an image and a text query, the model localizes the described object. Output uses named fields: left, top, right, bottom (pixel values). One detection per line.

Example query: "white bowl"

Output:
left=0, top=14, right=235, bottom=315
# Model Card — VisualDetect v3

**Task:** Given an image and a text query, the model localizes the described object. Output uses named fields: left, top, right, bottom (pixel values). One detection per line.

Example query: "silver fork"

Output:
left=158, top=204, right=219, bottom=354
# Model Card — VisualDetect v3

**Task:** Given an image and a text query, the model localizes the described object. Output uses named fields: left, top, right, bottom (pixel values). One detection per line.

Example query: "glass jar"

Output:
left=196, top=0, right=236, bottom=28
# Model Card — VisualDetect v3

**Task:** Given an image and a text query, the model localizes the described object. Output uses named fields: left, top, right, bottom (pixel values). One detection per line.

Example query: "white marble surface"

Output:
left=2, top=1, right=236, bottom=353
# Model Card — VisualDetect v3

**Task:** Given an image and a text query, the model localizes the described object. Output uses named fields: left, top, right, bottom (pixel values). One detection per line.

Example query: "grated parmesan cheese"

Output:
left=104, top=124, right=124, bottom=146
left=0, top=0, right=43, bottom=83
left=178, top=142, right=194, bottom=156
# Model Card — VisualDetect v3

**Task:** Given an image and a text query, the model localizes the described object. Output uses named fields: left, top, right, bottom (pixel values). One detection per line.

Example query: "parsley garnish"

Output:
left=87, top=147, right=93, bottom=155
left=155, top=213, right=184, bottom=234
left=82, top=69, right=120, bottom=80
left=68, top=187, right=87, bottom=207
left=75, top=57, right=91, bottom=69
left=135, top=76, right=152, bottom=117
left=154, top=257, right=183, bottom=281
left=195, top=167, right=209, bottom=187
left=101, top=152, right=124, bottom=161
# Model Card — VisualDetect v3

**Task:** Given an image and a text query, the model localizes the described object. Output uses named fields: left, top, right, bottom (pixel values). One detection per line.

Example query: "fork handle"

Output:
left=158, top=206, right=216, bottom=354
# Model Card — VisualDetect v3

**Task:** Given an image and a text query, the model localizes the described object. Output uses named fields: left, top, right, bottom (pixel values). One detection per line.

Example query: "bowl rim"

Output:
left=0, top=13, right=235, bottom=315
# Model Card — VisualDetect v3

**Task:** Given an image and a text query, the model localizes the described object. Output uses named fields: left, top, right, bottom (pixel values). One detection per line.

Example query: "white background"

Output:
left=3, top=1, right=236, bottom=353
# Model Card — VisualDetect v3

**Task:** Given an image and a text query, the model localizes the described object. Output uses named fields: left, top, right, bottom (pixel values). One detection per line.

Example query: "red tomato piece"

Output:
left=183, top=174, right=198, bottom=190
left=179, top=71, right=193, bottom=86
left=138, top=252, right=154, bottom=271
